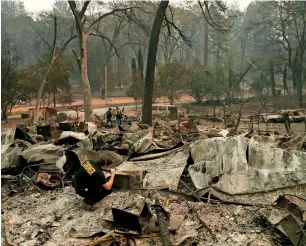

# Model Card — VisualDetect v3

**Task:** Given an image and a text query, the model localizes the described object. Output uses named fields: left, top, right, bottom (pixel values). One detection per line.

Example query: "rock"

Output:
left=113, top=162, right=145, bottom=189
left=128, top=122, right=141, bottom=133
left=31, top=193, right=40, bottom=199
left=85, top=122, right=97, bottom=134
left=8, top=214, right=23, bottom=225
left=55, top=197, right=71, bottom=210
left=40, top=216, right=53, bottom=225
left=234, top=206, right=243, bottom=216
left=20, top=240, right=36, bottom=246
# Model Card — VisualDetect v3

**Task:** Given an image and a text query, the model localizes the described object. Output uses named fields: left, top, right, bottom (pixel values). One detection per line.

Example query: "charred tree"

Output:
left=33, top=15, right=76, bottom=124
left=68, top=1, right=136, bottom=121
left=33, top=16, right=57, bottom=124
left=142, top=0, right=169, bottom=125
left=132, top=57, right=138, bottom=110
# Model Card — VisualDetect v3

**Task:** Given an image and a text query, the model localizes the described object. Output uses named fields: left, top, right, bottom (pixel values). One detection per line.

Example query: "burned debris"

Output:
left=2, top=110, right=306, bottom=246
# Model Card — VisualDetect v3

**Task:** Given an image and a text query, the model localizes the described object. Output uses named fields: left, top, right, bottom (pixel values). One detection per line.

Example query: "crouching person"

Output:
left=72, top=158, right=116, bottom=211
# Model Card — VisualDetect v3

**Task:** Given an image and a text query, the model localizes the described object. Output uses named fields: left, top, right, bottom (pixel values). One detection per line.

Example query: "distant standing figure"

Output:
left=112, top=108, right=116, bottom=118
left=106, top=108, right=113, bottom=127
left=116, top=107, right=123, bottom=126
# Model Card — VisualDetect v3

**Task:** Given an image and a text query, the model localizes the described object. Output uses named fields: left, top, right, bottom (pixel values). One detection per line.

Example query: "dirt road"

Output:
left=11, top=95, right=194, bottom=114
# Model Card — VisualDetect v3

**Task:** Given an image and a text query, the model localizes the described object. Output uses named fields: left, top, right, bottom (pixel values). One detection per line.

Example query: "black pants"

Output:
left=72, top=179, right=112, bottom=206
left=76, top=188, right=112, bottom=206
left=106, top=117, right=113, bottom=126
left=116, top=116, right=122, bottom=125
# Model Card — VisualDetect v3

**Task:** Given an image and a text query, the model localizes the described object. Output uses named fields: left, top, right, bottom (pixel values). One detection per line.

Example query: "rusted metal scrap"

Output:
left=261, top=195, right=306, bottom=246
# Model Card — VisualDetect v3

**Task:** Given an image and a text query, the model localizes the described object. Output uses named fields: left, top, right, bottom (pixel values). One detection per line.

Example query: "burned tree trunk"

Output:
left=282, top=111, right=293, bottom=135
left=79, top=33, right=94, bottom=121
left=142, top=0, right=169, bottom=125
left=132, top=57, right=138, bottom=110
left=33, top=15, right=76, bottom=124
left=33, top=61, right=55, bottom=124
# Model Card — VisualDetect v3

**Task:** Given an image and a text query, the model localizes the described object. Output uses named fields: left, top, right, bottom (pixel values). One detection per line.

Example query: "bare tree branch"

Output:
left=216, top=1, right=227, bottom=11
left=70, top=20, right=75, bottom=37
left=168, top=5, right=174, bottom=23
left=51, top=16, right=57, bottom=59
left=198, top=1, right=232, bottom=32
left=278, top=4, right=292, bottom=66
left=72, top=49, right=81, bottom=71
left=32, top=24, right=52, bottom=51
left=68, top=1, right=83, bottom=34
left=80, top=1, right=90, bottom=18
left=204, top=1, right=229, bottom=29
left=89, top=33, right=123, bottom=60
left=87, top=7, right=138, bottom=33
left=82, top=16, right=87, bottom=26
left=164, top=18, right=192, bottom=47
left=56, top=35, right=77, bottom=58
left=109, top=42, right=144, bottom=60
left=164, top=13, right=172, bottom=37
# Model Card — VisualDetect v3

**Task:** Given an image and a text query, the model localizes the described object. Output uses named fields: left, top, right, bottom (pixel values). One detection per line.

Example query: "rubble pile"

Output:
left=1, top=115, right=306, bottom=246
left=1, top=187, right=295, bottom=246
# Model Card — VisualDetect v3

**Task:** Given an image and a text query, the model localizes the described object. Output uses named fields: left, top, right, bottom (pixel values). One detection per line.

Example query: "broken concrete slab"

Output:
left=188, top=135, right=248, bottom=190
left=113, top=162, right=144, bottom=189
left=188, top=135, right=306, bottom=196
left=128, top=122, right=141, bottom=133
left=215, top=143, right=306, bottom=194
left=130, top=146, right=190, bottom=191
left=250, top=134, right=306, bottom=151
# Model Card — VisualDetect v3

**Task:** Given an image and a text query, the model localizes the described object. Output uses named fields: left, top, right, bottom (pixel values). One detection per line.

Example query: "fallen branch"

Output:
left=80, top=230, right=115, bottom=246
